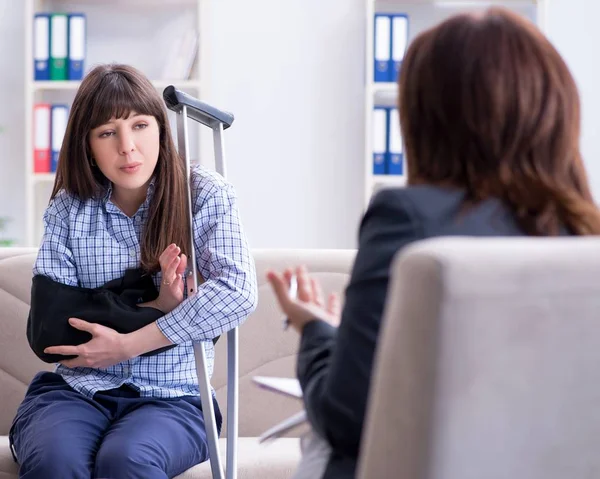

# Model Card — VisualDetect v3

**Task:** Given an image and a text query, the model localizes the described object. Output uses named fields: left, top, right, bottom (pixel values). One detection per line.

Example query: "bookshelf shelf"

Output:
left=369, top=82, right=397, bottom=95
left=363, top=0, right=547, bottom=207
left=371, top=175, right=407, bottom=187
left=31, top=79, right=201, bottom=91
left=31, top=174, right=56, bottom=183
left=47, top=0, right=198, bottom=5
left=374, top=0, right=540, bottom=5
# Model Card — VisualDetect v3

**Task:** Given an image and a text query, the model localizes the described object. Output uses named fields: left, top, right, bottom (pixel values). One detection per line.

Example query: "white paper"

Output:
left=258, top=410, right=307, bottom=444
left=252, top=376, right=303, bottom=399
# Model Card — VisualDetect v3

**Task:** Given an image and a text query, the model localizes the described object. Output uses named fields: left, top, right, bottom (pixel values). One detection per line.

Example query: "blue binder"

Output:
left=374, top=14, right=391, bottom=82
left=387, top=107, right=403, bottom=175
left=51, top=104, right=69, bottom=172
left=68, top=14, right=86, bottom=80
left=33, top=14, right=51, bottom=81
left=390, top=14, right=409, bottom=83
left=373, top=107, right=388, bottom=175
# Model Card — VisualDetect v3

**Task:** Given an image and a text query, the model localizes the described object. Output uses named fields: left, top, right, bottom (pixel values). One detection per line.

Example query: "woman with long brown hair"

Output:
left=9, top=64, right=257, bottom=478
left=269, top=7, right=600, bottom=479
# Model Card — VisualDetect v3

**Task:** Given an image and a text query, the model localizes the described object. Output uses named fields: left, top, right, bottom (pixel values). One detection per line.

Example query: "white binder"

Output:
left=373, top=107, right=388, bottom=174
left=391, top=15, right=408, bottom=78
left=374, top=15, right=391, bottom=82
left=68, top=14, right=86, bottom=80
left=33, top=14, right=50, bottom=80
left=51, top=105, right=69, bottom=172
left=50, top=14, right=68, bottom=80
left=388, top=107, right=404, bottom=175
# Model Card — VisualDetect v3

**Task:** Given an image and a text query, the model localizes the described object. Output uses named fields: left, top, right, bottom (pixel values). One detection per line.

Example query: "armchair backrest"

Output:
left=358, top=237, right=600, bottom=479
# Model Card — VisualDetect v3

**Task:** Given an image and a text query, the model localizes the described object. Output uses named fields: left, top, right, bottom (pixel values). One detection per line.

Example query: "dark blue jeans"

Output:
left=9, top=371, right=222, bottom=479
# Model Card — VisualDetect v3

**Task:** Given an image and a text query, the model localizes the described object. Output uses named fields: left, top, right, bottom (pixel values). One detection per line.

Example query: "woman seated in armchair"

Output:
left=268, top=7, right=600, bottom=479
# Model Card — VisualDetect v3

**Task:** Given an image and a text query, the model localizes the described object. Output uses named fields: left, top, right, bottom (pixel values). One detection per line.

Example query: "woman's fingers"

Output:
left=158, top=244, right=188, bottom=290
left=163, top=254, right=181, bottom=285
left=160, top=244, right=180, bottom=271
left=176, top=253, right=187, bottom=276
left=158, top=245, right=169, bottom=265
left=266, top=270, right=293, bottom=312
left=174, top=254, right=187, bottom=290
left=159, top=243, right=177, bottom=263
left=311, top=277, right=324, bottom=307
left=296, top=265, right=312, bottom=302
left=271, top=266, right=330, bottom=310
left=327, top=293, right=341, bottom=317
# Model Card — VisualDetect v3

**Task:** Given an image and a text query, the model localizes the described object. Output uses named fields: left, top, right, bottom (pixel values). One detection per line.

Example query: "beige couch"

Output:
left=358, top=237, right=600, bottom=479
left=0, top=247, right=354, bottom=479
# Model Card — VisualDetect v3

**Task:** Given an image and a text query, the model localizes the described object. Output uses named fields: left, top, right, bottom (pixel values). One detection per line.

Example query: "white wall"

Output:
left=0, top=0, right=599, bottom=247
left=545, top=0, right=600, bottom=201
left=0, top=1, right=25, bottom=244
left=200, top=0, right=365, bottom=249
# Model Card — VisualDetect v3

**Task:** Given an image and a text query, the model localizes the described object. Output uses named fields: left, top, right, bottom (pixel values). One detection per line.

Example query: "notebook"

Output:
left=252, top=376, right=307, bottom=443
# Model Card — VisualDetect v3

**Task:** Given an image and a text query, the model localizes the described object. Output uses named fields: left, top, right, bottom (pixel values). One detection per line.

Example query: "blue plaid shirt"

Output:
left=33, top=165, right=257, bottom=399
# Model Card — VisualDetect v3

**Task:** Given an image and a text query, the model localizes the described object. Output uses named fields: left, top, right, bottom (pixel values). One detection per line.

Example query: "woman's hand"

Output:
left=267, top=265, right=341, bottom=334
left=155, top=243, right=188, bottom=313
left=44, top=318, right=174, bottom=367
left=44, top=318, right=130, bottom=369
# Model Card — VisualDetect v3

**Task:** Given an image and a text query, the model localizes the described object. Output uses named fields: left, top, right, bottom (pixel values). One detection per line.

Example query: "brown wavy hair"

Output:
left=398, top=8, right=600, bottom=235
left=51, top=63, right=191, bottom=271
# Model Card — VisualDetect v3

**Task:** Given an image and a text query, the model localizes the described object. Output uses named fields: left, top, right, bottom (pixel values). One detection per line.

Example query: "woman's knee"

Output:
left=10, top=393, right=107, bottom=478
left=16, top=441, right=91, bottom=478
left=94, top=438, right=165, bottom=479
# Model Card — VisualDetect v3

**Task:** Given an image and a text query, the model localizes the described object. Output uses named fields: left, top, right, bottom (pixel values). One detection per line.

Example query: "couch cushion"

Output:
left=0, top=252, right=52, bottom=436
left=0, top=435, right=300, bottom=479
left=0, top=436, right=17, bottom=478
left=176, top=437, right=300, bottom=478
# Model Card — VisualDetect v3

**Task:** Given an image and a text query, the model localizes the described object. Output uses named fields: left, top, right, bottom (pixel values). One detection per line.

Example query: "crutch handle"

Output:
left=163, top=86, right=234, bottom=130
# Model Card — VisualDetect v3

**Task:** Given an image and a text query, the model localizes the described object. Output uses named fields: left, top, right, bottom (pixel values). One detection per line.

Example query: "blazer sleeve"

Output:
left=297, top=188, right=422, bottom=457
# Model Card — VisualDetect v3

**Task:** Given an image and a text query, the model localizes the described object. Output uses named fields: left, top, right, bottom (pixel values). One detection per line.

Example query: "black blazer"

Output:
left=297, top=185, right=529, bottom=478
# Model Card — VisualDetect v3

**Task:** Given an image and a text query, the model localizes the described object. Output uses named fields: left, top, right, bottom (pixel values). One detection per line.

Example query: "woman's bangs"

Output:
left=89, top=74, right=156, bottom=129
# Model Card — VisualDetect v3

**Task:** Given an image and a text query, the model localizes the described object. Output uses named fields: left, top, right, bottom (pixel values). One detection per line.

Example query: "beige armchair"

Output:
left=358, top=237, right=600, bottom=479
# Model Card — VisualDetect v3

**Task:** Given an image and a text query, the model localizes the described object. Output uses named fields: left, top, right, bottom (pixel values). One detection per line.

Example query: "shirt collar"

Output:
left=103, top=176, right=157, bottom=215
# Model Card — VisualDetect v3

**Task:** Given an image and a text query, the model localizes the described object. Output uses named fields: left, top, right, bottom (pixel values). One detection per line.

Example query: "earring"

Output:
left=90, top=156, right=96, bottom=167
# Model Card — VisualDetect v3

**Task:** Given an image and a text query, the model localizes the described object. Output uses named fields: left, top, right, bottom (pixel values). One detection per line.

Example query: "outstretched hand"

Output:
left=266, top=265, right=341, bottom=334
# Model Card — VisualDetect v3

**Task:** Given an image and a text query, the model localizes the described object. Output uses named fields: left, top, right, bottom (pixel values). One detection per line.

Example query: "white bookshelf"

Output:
left=363, top=0, right=547, bottom=206
left=24, top=0, right=207, bottom=246
left=30, top=79, right=202, bottom=91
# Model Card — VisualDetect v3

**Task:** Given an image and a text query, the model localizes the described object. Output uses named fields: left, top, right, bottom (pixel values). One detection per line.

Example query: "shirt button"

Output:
left=130, top=249, right=137, bottom=258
